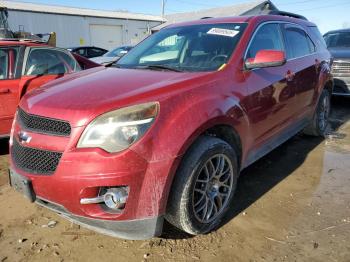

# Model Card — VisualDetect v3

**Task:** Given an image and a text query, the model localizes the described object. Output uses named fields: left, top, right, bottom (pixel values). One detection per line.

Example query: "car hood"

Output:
left=21, top=66, right=210, bottom=127
left=90, top=56, right=118, bottom=64
left=328, top=47, right=350, bottom=59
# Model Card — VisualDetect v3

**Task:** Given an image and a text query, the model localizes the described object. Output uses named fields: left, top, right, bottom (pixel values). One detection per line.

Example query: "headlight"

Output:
left=77, top=102, right=159, bottom=153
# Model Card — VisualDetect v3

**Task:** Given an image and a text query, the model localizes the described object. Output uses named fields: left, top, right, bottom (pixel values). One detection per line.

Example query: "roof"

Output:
left=165, top=14, right=315, bottom=29
left=152, top=0, right=277, bottom=31
left=166, top=16, right=252, bottom=28
left=1, top=0, right=165, bottom=22
left=324, top=28, right=350, bottom=35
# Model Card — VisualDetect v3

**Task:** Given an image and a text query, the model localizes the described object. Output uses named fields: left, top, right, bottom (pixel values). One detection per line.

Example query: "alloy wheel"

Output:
left=318, top=94, right=330, bottom=132
left=192, top=154, right=234, bottom=224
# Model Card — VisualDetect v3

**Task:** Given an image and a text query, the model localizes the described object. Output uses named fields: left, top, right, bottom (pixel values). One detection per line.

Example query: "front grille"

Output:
left=18, top=108, right=71, bottom=137
left=332, top=61, right=350, bottom=74
left=12, top=139, right=62, bottom=175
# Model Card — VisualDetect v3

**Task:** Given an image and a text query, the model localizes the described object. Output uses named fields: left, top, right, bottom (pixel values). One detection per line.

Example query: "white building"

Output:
left=2, top=1, right=164, bottom=49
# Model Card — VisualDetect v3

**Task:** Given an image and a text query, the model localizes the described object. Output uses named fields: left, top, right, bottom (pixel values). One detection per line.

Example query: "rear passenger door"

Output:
left=282, top=24, right=318, bottom=116
left=244, top=23, right=296, bottom=146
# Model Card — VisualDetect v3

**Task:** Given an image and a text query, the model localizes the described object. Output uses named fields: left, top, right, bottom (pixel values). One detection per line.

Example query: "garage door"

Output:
left=89, top=24, right=123, bottom=51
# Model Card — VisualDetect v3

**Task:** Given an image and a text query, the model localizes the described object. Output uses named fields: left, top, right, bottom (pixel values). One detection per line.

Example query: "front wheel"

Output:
left=303, top=89, right=331, bottom=137
left=165, top=136, right=239, bottom=235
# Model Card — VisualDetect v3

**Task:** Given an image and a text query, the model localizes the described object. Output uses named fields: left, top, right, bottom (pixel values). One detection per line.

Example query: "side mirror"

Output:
left=245, top=50, right=286, bottom=70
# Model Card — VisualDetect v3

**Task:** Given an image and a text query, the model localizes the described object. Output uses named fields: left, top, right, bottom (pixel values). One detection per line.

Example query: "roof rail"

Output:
left=268, top=10, right=308, bottom=21
left=201, top=16, right=213, bottom=19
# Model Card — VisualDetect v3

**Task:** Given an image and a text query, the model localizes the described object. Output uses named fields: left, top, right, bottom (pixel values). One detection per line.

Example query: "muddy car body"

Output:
left=9, top=14, right=333, bottom=240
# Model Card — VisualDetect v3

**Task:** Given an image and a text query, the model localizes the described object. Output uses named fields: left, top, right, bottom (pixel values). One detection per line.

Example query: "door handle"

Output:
left=0, top=89, right=10, bottom=94
left=286, top=70, right=295, bottom=82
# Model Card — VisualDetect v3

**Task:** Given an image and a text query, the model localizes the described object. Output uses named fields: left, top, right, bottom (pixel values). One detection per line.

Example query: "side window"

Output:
left=76, top=48, right=86, bottom=56
left=0, top=49, right=9, bottom=80
left=247, top=23, right=284, bottom=59
left=307, top=35, right=316, bottom=53
left=58, top=51, right=81, bottom=72
left=25, top=49, right=79, bottom=76
left=0, top=47, right=19, bottom=80
left=283, top=26, right=313, bottom=59
left=88, top=48, right=105, bottom=57
left=309, top=26, right=327, bottom=49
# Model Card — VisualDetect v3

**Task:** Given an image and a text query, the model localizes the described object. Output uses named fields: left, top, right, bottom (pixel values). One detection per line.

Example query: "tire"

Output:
left=303, top=89, right=331, bottom=137
left=165, top=136, right=239, bottom=235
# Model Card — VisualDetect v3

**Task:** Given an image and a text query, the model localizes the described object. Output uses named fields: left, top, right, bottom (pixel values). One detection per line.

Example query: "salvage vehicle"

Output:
left=324, top=28, right=350, bottom=96
left=67, top=46, right=108, bottom=59
left=9, top=13, right=333, bottom=240
left=91, top=45, right=133, bottom=65
left=0, top=40, right=99, bottom=137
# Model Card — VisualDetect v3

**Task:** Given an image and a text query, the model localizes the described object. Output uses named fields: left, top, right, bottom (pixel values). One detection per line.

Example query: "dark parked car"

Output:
left=10, top=14, right=332, bottom=240
left=67, top=46, right=108, bottom=59
left=324, top=28, right=350, bottom=96
left=91, top=45, right=133, bottom=65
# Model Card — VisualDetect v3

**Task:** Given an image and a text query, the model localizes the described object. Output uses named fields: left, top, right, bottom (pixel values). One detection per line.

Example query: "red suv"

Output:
left=0, top=41, right=99, bottom=137
left=9, top=14, right=333, bottom=240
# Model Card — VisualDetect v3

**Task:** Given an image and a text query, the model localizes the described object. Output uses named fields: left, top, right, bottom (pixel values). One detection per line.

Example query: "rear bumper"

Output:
left=36, top=197, right=163, bottom=240
left=333, top=76, right=350, bottom=96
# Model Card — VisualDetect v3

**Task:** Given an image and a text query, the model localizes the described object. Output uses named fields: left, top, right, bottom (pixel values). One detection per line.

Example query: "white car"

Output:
left=91, top=46, right=133, bottom=65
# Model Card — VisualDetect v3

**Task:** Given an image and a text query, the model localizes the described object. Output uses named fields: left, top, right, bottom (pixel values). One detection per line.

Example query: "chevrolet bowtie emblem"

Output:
left=18, top=131, right=32, bottom=144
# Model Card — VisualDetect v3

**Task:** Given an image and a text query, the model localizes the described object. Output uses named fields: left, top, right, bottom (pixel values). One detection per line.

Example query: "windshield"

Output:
left=117, top=23, right=247, bottom=72
left=324, top=32, right=350, bottom=48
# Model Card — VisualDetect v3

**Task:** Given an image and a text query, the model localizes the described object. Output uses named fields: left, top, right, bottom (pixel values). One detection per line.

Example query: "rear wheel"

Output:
left=303, top=89, right=331, bottom=137
left=166, top=136, right=239, bottom=235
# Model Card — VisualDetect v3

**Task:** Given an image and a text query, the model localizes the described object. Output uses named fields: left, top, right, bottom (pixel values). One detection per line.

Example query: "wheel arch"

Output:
left=162, top=118, right=245, bottom=215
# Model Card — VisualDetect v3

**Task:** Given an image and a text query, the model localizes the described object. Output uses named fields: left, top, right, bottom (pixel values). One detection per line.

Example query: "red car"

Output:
left=9, top=14, right=333, bottom=240
left=0, top=40, right=99, bottom=137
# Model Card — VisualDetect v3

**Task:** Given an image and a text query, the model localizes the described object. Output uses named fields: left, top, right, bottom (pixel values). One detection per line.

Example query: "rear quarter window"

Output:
left=308, top=26, right=327, bottom=50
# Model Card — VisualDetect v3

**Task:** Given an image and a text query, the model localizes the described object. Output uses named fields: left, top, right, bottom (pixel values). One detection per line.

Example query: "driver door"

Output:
left=243, top=23, right=296, bottom=156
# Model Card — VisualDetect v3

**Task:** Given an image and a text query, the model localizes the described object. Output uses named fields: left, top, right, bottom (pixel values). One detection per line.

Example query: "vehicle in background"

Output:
left=9, top=13, right=333, bottom=240
left=90, top=45, right=133, bottom=65
left=0, top=40, right=100, bottom=137
left=324, top=28, right=350, bottom=96
left=67, top=46, right=108, bottom=59
left=72, top=53, right=101, bottom=70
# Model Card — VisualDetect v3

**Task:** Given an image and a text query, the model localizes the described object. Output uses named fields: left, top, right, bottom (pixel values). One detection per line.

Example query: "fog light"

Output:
left=103, top=188, right=128, bottom=210
left=80, top=187, right=129, bottom=210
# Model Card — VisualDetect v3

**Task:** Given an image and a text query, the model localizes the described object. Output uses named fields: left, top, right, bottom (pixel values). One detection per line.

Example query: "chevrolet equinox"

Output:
left=9, top=14, right=333, bottom=240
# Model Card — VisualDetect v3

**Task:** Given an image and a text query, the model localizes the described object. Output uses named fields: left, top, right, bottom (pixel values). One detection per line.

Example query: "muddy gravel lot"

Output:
left=0, top=98, right=349, bottom=262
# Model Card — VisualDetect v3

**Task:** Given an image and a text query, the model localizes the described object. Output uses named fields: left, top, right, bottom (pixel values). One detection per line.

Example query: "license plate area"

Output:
left=9, top=169, right=36, bottom=202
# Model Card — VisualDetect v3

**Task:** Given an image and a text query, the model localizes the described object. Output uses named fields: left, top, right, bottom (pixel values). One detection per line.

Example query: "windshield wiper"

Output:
left=135, top=64, right=183, bottom=72
left=105, top=60, right=121, bottom=67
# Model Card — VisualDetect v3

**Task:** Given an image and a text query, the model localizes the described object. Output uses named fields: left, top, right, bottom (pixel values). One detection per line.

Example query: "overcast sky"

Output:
left=15, top=0, right=350, bottom=33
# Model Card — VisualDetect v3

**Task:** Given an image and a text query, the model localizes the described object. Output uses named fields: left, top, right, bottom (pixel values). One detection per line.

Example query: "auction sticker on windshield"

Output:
left=207, top=28, right=240, bottom=38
